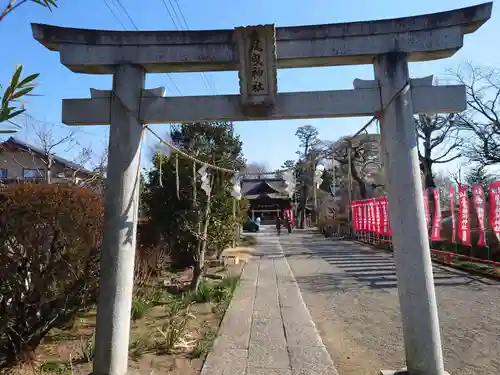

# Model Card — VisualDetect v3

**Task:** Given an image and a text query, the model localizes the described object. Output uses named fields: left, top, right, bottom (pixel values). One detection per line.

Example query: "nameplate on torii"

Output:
left=233, top=24, right=278, bottom=113
left=62, top=75, right=465, bottom=125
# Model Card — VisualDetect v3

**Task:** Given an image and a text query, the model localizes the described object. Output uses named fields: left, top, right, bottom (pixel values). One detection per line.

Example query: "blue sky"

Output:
left=1, top=0, right=499, bottom=172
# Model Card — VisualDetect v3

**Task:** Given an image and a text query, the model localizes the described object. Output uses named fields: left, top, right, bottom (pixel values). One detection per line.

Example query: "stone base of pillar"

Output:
left=380, top=369, right=450, bottom=375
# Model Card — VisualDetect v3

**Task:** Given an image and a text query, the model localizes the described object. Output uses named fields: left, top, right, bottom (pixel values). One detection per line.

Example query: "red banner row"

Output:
left=352, top=197, right=392, bottom=235
left=352, top=182, right=500, bottom=247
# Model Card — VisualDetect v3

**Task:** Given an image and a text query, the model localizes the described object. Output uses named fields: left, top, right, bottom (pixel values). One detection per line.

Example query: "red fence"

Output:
left=349, top=183, right=500, bottom=267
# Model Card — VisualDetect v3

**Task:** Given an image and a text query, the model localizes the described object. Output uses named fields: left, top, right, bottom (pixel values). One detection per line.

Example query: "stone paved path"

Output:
left=201, top=228, right=339, bottom=375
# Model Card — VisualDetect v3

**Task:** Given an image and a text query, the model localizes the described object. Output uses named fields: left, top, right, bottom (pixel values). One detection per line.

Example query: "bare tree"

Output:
left=243, top=162, right=269, bottom=179
left=77, top=146, right=108, bottom=194
left=326, top=134, right=384, bottom=200
left=415, top=113, right=462, bottom=189
left=31, top=122, right=77, bottom=183
left=453, top=63, right=500, bottom=166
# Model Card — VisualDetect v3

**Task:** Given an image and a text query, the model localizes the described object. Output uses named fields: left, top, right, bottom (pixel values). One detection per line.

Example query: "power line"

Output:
left=102, top=0, right=183, bottom=96
left=158, top=0, right=219, bottom=95
left=172, top=0, right=189, bottom=30
left=103, top=0, right=127, bottom=30
left=160, top=0, right=180, bottom=29
left=112, top=0, right=139, bottom=30
left=166, top=75, right=183, bottom=96
left=168, top=0, right=184, bottom=29
left=22, top=113, right=104, bottom=138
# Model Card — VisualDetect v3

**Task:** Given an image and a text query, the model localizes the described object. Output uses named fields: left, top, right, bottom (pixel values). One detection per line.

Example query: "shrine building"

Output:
left=241, top=178, right=293, bottom=224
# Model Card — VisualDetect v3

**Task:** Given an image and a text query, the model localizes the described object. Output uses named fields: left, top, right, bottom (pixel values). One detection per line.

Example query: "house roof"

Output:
left=241, top=178, right=290, bottom=200
left=2, top=137, right=92, bottom=174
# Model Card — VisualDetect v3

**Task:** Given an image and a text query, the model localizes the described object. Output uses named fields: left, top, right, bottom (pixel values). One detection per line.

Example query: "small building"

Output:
left=0, top=137, right=93, bottom=184
left=241, top=178, right=292, bottom=224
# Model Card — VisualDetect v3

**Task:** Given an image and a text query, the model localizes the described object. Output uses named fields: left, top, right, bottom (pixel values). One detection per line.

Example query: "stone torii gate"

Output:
left=32, top=3, right=491, bottom=375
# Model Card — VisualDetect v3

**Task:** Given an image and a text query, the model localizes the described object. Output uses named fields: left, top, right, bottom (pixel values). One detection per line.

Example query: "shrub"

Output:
left=129, top=335, right=151, bottom=359
left=188, top=276, right=239, bottom=305
left=154, top=302, right=194, bottom=354
left=191, top=328, right=217, bottom=358
left=211, top=276, right=239, bottom=317
left=134, top=242, right=170, bottom=283
left=131, top=296, right=151, bottom=321
left=0, top=184, right=103, bottom=370
left=188, top=279, right=215, bottom=303
left=79, top=333, right=95, bottom=363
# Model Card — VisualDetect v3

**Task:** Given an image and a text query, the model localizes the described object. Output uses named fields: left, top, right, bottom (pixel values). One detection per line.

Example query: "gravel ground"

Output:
left=278, top=231, right=500, bottom=375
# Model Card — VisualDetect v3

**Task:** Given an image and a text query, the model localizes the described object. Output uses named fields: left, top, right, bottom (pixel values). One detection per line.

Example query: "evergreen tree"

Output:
left=464, top=165, right=496, bottom=187
left=142, top=122, right=246, bottom=287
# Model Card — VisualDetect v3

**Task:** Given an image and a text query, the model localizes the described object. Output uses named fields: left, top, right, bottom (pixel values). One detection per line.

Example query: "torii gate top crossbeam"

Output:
left=31, top=3, right=491, bottom=74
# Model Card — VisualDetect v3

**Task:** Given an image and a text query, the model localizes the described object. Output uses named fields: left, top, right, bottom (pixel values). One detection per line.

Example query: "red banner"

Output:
left=490, top=182, right=500, bottom=240
left=431, top=189, right=442, bottom=241
left=449, top=187, right=456, bottom=243
left=472, top=185, right=487, bottom=247
left=363, top=201, right=369, bottom=232
left=356, top=201, right=362, bottom=232
left=352, top=198, right=390, bottom=234
left=374, top=198, right=382, bottom=234
left=365, top=200, right=370, bottom=232
left=458, top=186, right=471, bottom=246
left=368, top=200, right=376, bottom=233
left=351, top=201, right=357, bottom=230
left=423, top=189, right=430, bottom=230
left=380, top=197, right=390, bottom=235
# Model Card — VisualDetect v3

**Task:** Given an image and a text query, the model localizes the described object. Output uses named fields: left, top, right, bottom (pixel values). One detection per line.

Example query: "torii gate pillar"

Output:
left=93, top=64, right=145, bottom=375
left=375, top=52, right=446, bottom=375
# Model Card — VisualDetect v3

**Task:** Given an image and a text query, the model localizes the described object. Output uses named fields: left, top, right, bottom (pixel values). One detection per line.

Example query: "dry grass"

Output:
left=8, top=264, right=244, bottom=375
left=221, top=245, right=255, bottom=264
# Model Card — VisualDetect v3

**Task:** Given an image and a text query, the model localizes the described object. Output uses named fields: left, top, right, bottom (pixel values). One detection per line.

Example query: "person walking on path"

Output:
left=275, top=215, right=282, bottom=235
left=285, top=214, right=292, bottom=233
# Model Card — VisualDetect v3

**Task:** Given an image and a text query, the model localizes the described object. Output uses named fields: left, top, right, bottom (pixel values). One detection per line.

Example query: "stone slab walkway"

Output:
left=201, top=230, right=339, bottom=375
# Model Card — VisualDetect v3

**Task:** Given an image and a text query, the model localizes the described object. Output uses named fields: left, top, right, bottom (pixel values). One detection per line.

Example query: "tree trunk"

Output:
left=190, top=259, right=203, bottom=290
left=47, top=157, right=53, bottom=184
left=299, top=184, right=307, bottom=229
left=421, top=159, right=436, bottom=232
left=190, top=176, right=212, bottom=291
left=349, top=161, right=367, bottom=199
left=421, top=158, right=435, bottom=189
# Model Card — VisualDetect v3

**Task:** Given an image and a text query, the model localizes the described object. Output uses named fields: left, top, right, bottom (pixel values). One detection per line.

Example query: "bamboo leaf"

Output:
left=10, top=65, right=23, bottom=89
left=2, top=86, right=14, bottom=105
left=31, top=0, right=57, bottom=10
left=7, top=109, right=26, bottom=120
left=11, top=86, right=35, bottom=101
left=18, top=73, right=39, bottom=87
